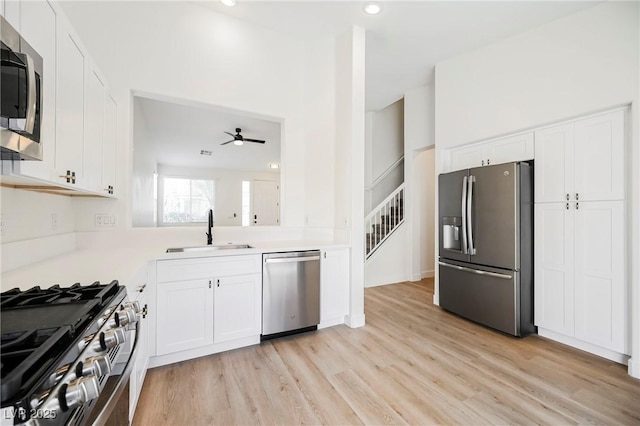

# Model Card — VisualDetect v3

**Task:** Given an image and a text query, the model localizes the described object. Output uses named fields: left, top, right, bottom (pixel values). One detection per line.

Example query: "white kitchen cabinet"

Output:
left=16, top=0, right=58, bottom=182
left=84, top=66, right=106, bottom=192
left=155, top=255, right=261, bottom=358
left=534, top=109, right=625, bottom=203
left=534, top=201, right=627, bottom=355
left=130, top=281, right=150, bottom=421
left=573, top=201, right=626, bottom=353
left=534, top=203, right=574, bottom=336
left=320, top=248, right=349, bottom=325
left=448, top=133, right=534, bottom=172
left=156, top=278, right=214, bottom=356
left=55, top=20, right=86, bottom=187
left=213, top=273, right=261, bottom=344
left=101, top=95, right=117, bottom=196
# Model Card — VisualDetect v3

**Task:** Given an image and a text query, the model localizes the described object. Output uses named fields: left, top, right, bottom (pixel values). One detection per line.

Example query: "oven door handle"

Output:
left=91, top=320, right=140, bottom=426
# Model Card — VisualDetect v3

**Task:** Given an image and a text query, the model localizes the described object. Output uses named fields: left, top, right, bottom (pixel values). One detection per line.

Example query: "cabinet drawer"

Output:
left=157, top=255, right=261, bottom=282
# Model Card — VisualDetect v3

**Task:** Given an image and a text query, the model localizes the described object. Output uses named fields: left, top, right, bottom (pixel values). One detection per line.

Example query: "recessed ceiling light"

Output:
left=220, top=0, right=236, bottom=6
left=363, top=2, right=382, bottom=15
left=234, top=140, right=243, bottom=146
left=269, top=163, right=280, bottom=169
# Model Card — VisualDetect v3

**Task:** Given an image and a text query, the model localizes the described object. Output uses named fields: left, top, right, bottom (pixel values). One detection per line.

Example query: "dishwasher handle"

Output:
left=265, top=255, right=320, bottom=264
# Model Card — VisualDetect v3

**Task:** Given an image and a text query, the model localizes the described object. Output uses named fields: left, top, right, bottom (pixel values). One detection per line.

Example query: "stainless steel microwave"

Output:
left=1, top=15, right=43, bottom=160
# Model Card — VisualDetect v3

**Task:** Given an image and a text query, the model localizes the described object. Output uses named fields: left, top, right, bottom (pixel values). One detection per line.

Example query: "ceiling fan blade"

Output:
left=244, top=138, right=266, bottom=144
left=223, top=131, right=235, bottom=137
left=220, top=139, right=235, bottom=145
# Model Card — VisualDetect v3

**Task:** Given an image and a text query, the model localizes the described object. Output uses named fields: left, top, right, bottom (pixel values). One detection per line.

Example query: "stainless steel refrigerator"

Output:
left=438, top=161, right=535, bottom=337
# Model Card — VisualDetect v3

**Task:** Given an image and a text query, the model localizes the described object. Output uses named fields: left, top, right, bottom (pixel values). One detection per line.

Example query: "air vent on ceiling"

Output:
left=200, top=150, right=212, bottom=156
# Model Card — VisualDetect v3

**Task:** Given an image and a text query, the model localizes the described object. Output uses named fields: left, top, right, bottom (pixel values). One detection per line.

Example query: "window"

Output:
left=161, top=177, right=214, bottom=225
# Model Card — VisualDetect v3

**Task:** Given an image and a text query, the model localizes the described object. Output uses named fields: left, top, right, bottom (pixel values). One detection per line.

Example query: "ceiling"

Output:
left=135, top=96, right=281, bottom=171
left=199, top=0, right=598, bottom=111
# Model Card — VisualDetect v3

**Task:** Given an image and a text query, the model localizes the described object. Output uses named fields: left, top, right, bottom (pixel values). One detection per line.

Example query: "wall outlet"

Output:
left=95, top=214, right=116, bottom=227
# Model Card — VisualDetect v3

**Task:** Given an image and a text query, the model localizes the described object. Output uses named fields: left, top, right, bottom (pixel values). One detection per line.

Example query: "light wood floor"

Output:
left=133, top=279, right=640, bottom=425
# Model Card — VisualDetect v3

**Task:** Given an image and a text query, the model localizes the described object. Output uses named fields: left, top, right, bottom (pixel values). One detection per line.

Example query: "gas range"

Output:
left=0, top=281, right=140, bottom=425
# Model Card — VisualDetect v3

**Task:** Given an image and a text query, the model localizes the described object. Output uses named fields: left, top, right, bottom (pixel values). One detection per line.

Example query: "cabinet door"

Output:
left=130, top=288, right=149, bottom=420
left=534, top=203, right=574, bottom=336
left=574, top=201, right=626, bottom=353
left=573, top=110, right=625, bottom=202
left=55, top=25, right=85, bottom=186
left=18, top=0, right=57, bottom=181
left=320, top=249, right=349, bottom=323
left=486, top=133, right=534, bottom=166
left=83, top=67, right=105, bottom=192
left=101, top=95, right=117, bottom=196
left=450, top=145, right=485, bottom=171
left=534, top=124, right=574, bottom=203
left=156, top=279, right=213, bottom=355
left=213, top=274, right=261, bottom=343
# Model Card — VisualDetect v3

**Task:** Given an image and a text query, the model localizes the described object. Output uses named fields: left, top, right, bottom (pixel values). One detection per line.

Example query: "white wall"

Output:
left=371, top=99, right=404, bottom=179
left=335, top=26, right=366, bottom=328
left=58, top=1, right=334, bottom=231
left=404, top=85, right=435, bottom=151
left=434, top=1, right=639, bottom=378
left=416, top=149, right=436, bottom=277
left=365, top=225, right=408, bottom=287
left=0, top=187, right=75, bottom=243
left=131, top=100, right=157, bottom=227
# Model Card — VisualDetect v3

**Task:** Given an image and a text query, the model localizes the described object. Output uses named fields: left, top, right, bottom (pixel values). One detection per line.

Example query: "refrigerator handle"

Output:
left=461, top=176, right=468, bottom=254
left=467, top=175, right=476, bottom=255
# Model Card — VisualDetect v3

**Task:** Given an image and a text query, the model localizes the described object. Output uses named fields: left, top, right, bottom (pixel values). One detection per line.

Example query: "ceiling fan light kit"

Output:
left=221, top=128, right=266, bottom=146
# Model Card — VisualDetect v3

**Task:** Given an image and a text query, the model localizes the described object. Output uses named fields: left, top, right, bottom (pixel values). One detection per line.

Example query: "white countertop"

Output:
left=1, top=236, right=349, bottom=296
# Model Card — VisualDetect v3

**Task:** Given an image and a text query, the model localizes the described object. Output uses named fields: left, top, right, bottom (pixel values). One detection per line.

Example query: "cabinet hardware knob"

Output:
left=566, top=193, right=570, bottom=201
left=566, top=203, right=569, bottom=210
left=575, top=193, right=579, bottom=201
left=576, top=202, right=579, bottom=210
left=481, top=160, right=485, bottom=166
left=209, top=280, right=212, bottom=289
left=487, top=159, right=490, bottom=165
left=60, top=170, right=72, bottom=183
left=71, top=171, right=76, bottom=184
left=217, top=279, right=220, bottom=287
left=142, top=304, right=148, bottom=319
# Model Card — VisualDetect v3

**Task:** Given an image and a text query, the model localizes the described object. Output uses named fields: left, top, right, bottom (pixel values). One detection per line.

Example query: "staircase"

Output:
left=365, top=184, right=405, bottom=258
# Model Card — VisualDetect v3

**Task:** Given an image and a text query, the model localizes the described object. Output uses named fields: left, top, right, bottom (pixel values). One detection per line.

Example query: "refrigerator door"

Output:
left=438, top=169, right=470, bottom=263
left=439, top=260, right=520, bottom=336
left=468, top=162, right=520, bottom=270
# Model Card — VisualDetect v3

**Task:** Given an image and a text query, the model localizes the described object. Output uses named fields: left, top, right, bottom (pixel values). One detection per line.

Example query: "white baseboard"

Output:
left=421, top=270, right=434, bottom=278
left=432, top=293, right=439, bottom=306
left=628, top=357, right=640, bottom=379
left=410, top=273, right=422, bottom=282
left=345, top=313, right=365, bottom=328
left=318, top=317, right=345, bottom=329
left=149, top=336, right=260, bottom=368
left=538, top=328, right=630, bottom=365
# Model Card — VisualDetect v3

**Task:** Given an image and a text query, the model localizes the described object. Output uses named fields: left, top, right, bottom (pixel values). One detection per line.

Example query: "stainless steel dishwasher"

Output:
left=262, top=250, right=321, bottom=339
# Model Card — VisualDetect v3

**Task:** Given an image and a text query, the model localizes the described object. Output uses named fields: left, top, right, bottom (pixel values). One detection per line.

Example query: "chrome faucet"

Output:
left=206, top=209, right=213, bottom=245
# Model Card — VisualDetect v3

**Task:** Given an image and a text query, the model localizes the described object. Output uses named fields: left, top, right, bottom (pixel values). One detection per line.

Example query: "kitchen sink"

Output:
left=166, top=244, right=253, bottom=253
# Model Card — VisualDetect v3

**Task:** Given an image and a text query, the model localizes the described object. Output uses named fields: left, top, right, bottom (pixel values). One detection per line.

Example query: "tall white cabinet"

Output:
left=534, top=109, right=628, bottom=361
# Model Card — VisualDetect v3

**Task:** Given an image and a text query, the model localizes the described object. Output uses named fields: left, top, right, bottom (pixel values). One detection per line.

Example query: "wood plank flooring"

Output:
left=133, top=279, right=640, bottom=425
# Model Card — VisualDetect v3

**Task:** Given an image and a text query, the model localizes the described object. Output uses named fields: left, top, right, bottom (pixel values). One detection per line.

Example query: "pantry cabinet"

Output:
left=534, top=109, right=625, bottom=203
left=448, top=133, right=534, bottom=172
left=534, top=108, right=628, bottom=359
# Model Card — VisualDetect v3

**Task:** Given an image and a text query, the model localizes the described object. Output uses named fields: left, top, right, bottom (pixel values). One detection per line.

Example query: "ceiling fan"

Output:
left=220, top=128, right=266, bottom=146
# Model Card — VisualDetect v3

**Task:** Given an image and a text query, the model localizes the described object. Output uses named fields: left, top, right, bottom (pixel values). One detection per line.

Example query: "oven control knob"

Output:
left=116, top=307, right=137, bottom=326
left=123, top=300, right=141, bottom=314
left=77, top=355, right=112, bottom=378
left=94, top=327, right=126, bottom=351
left=60, top=375, right=100, bottom=411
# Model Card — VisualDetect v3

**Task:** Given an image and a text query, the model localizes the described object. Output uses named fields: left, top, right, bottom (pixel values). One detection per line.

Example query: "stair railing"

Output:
left=365, top=183, right=405, bottom=259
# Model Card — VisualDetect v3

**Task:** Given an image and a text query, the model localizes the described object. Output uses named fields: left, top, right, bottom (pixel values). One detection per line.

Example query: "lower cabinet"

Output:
left=130, top=283, right=150, bottom=421
left=155, top=255, right=262, bottom=358
left=320, top=248, right=349, bottom=325
left=534, top=201, right=627, bottom=356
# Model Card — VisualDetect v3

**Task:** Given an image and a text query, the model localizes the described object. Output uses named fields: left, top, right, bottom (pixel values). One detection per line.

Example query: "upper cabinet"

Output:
left=1, top=0, right=118, bottom=197
left=448, top=133, right=534, bottom=172
left=535, top=109, right=625, bottom=203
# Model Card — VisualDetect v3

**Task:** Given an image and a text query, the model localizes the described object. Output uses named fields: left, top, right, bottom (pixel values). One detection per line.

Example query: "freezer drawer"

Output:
left=262, top=251, right=320, bottom=337
left=439, top=261, right=522, bottom=336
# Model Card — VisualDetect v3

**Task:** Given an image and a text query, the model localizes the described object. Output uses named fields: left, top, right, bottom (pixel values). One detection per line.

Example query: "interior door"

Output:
left=469, top=162, right=521, bottom=270
left=438, top=169, right=469, bottom=263
left=252, top=180, right=280, bottom=226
